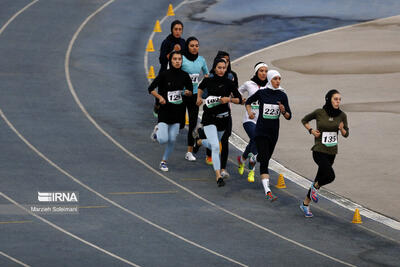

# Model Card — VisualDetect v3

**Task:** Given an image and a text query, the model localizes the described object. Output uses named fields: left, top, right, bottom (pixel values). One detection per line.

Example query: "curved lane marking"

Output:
left=0, top=250, right=30, bottom=267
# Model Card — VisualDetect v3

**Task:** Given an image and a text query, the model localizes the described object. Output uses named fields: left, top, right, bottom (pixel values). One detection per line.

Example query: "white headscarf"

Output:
left=266, top=70, right=285, bottom=91
left=254, top=62, right=268, bottom=75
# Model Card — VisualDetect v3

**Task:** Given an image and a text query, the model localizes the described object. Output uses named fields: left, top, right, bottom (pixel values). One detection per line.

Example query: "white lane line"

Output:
left=0, top=192, right=140, bottom=267
left=0, top=0, right=39, bottom=36
left=230, top=16, right=400, bottom=231
left=0, top=250, right=30, bottom=267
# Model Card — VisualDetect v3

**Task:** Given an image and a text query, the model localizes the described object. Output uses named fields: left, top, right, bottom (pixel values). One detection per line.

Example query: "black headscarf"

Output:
left=211, top=58, right=227, bottom=81
left=167, top=20, right=184, bottom=44
left=323, top=89, right=342, bottom=117
left=214, top=50, right=232, bottom=73
left=168, top=51, right=182, bottom=72
left=170, top=20, right=183, bottom=33
left=251, top=62, right=268, bottom=87
left=184, top=36, right=199, bottom=62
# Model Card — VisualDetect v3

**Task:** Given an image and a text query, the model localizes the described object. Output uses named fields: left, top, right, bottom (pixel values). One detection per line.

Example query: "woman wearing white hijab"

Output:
left=245, top=70, right=292, bottom=201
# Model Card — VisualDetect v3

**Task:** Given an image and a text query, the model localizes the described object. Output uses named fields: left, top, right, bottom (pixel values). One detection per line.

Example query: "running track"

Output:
left=0, top=0, right=399, bottom=266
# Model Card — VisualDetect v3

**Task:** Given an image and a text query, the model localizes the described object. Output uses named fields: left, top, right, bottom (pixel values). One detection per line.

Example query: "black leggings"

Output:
left=255, top=136, right=277, bottom=175
left=183, top=94, right=199, bottom=147
left=312, top=151, right=336, bottom=187
left=206, top=116, right=232, bottom=169
left=307, top=151, right=336, bottom=198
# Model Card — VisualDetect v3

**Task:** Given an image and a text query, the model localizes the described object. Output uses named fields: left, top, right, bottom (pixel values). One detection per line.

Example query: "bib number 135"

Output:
left=322, top=132, right=338, bottom=147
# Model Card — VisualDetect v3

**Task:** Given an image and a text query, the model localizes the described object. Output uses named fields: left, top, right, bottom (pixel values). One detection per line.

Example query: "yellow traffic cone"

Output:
left=146, top=39, right=155, bottom=52
left=153, top=20, right=162, bottom=32
left=147, top=66, right=156, bottom=79
left=352, top=208, right=362, bottom=224
left=167, top=4, right=175, bottom=16
left=185, top=112, right=189, bottom=125
left=219, top=142, right=222, bottom=153
left=275, top=174, right=286, bottom=188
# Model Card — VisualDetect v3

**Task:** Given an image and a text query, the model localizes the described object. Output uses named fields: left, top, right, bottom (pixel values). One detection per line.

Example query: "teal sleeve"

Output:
left=201, top=57, right=209, bottom=75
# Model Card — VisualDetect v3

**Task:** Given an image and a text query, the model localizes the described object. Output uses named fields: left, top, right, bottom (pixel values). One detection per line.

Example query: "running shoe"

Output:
left=237, top=156, right=245, bottom=175
left=217, top=177, right=225, bottom=187
left=266, top=191, right=278, bottom=202
left=300, top=202, right=313, bottom=218
left=248, top=153, right=257, bottom=170
left=193, top=137, right=201, bottom=154
left=150, top=125, right=158, bottom=142
left=310, top=184, right=319, bottom=203
left=247, top=170, right=255, bottom=183
left=221, top=170, right=230, bottom=179
left=205, top=156, right=213, bottom=165
left=159, top=161, right=168, bottom=172
left=185, top=152, right=196, bottom=161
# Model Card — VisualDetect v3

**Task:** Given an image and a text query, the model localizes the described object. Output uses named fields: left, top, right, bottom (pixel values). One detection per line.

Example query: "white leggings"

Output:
left=157, top=122, right=180, bottom=161
left=202, top=125, right=224, bottom=171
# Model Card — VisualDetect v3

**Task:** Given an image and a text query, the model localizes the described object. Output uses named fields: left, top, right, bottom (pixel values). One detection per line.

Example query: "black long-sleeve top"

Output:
left=158, top=34, right=186, bottom=73
left=148, top=68, right=193, bottom=125
left=198, top=75, right=242, bottom=126
left=246, top=88, right=291, bottom=141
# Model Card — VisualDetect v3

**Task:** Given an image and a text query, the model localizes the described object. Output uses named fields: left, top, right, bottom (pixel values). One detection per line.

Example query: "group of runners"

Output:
left=148, top=20, right=350, bottom=218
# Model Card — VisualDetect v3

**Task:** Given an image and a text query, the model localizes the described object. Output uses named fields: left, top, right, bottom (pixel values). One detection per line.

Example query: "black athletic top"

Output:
left=199, top=75, right=241, bottom=126
left=148, top=68, right=193, bottom=125
left=246, top=88, right=291, bottom=141
left=159, top=34, right=186, bottom=73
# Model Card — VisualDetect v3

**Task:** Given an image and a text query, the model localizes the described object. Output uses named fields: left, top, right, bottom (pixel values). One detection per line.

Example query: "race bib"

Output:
left=251, top=100, right=259, bottom=110
left=205, top=96, right=221, bottom=108
left=263, top=104, right=280, bottom=119
left=167, top=90, right=183, bottom=104
left=322, top=132, right=338, bottom=147
left=189, top=74, right=199, bottom=84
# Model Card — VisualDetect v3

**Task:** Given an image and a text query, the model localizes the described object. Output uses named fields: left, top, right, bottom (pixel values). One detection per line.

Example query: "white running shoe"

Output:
left=185, top=152, right=196, bottom=161
left=221, top=170, right=230, bottom=179
left=159, top=161, right=168, bottom=172
left=150, top=125, right=158, bottom=142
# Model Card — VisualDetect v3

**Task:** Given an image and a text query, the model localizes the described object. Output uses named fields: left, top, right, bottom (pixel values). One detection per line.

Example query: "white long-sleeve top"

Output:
left=238, top=80, right=265, bottom=124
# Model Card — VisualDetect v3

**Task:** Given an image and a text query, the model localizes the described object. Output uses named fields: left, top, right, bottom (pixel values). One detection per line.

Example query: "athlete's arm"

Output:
left=302, top=110, right=319, bottom=137
left=196, top=88, right=203, bottom=106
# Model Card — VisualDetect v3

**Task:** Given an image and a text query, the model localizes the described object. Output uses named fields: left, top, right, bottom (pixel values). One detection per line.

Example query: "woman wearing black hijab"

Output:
left=149, top=51, right=193, bottom=172
left=181, top=37, right=209, bottom=161
left=205, top=51, right=238, bottom=178
left=158, top=20, right=185, bottom=73
left=153, top=20, right=186, bottom=118
left=300, top=89, right=349, bottom=217
left=194, top=58, right=242, bottom=187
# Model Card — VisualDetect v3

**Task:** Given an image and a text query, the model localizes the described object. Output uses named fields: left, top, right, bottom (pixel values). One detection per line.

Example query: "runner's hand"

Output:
left=196, top=97, right=203, bottom=106
left=184, top=90, right=192, bottom=97
left=248, top=112, right=256, bottom=120
left=241, top=98, right=246, bottom=105
left=159, top=96, right=166, bottom=105
left=220, top=97, right=230, bottom=104
left=339, top=121, right=344, bottom=130
left=173, top=44, right=181, bottom=51
left=277, top=101, right=285, bottom=113
left=312, top=129, right=321, bottom=138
